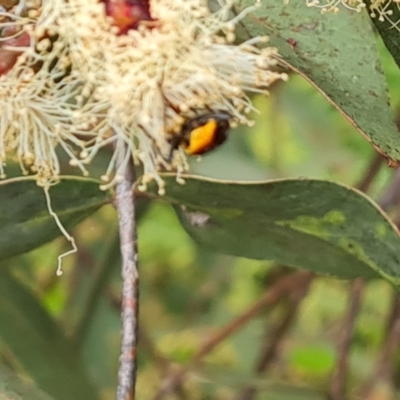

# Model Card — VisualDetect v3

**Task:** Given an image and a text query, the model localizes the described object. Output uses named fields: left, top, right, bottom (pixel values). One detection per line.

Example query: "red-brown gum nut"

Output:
left=0, top=30, right=31, bottom=75
left=104, top=0, right=152, bottom=34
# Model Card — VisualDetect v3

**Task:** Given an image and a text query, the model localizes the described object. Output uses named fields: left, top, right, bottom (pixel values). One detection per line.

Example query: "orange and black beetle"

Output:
left=169, top=111, right=232, bottom=157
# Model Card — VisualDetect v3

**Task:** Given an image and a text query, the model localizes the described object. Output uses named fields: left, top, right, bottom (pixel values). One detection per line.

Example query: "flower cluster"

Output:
left=369, top=0, right=400, bottom=28
left=0, top=0, right=287, bottom=193
left=283, top=0, right=365, bottom=13
left=292, top=0, right=400, bottom=29
left=308, top=0, right=366, bottom=13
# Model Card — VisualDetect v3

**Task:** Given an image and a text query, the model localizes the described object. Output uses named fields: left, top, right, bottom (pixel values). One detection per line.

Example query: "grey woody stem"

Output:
left=115, top=145, right=139, bottom=400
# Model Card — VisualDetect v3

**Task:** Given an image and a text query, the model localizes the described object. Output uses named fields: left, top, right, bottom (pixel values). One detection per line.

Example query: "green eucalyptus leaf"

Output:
left=0, top=177, right=111, bottom=260
left=0, top=271, right=98, bottom=400
left=238, top=1, right=400, bottom=164
left=364, top=0, right=400, bottom=69
left=0, top=365, right=53, bottom=400
left=151, top=176, right=400, bottom=284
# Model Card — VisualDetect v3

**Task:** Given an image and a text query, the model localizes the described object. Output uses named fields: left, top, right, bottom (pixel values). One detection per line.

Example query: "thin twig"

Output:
left=358, top=294, right=400, bottom=398
left=115, top=150, right=139, bottom=400
left=379, top=108, right=400, bottom=211
left=104, top=287, right=189, bottom=400
left=353, top=134, right=400, bottom=396
left=326, top=148, right=388, bottom=400
left=355, top=152, right=385, bottom=193
left=102, top=289, right=170, bottom=371
left=329, top=278, right=365, bottom=400
left=355, top=142, right=400, bottom=396
left=236, top=273, right=313, bottom=400
left=379, top=168, right=400, bottom=211
left=153, top=271, right=313, bottom=400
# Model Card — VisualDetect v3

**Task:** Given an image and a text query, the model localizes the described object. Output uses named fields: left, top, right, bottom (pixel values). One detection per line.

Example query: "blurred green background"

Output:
left=1, top=38, right=400, bottom=400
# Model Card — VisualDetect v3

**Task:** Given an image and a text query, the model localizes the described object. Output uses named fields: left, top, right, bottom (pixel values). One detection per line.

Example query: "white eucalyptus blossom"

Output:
left=285, top=0, right=400, bottom=32
left=0, top=0, right=288, bottom=193
left=283, top=0, right=365, bottom=13
left=369, top=0, right=400, bottom=28
left=310, top=0, right=365, bottom=12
